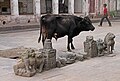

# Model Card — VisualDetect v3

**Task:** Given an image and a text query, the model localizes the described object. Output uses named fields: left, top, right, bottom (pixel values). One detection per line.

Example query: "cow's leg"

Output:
left=47, top=29, right=54, bottom=39
left=42, top=34, right=45, bottom=46
left=71, top=39, right=75, bottom=50
left=67, top=36, right=72, bottom=52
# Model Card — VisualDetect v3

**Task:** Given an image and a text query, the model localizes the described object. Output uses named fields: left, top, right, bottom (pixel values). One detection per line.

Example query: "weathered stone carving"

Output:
left=40, top=49, right=56, bottom=70
left=13, top=49, right=36, bottom=77
left=56, top=57, right=67, bottom=68
left=56, top=52, right=85, bottom=68
left=13, top=39, right=57, bottom=77
left=56, top=55, right=76, bottom=68
left=35, top=52, right=44, bottom=73
left=41, top=39, right=56, bottom=70
left=96, top=38, right=106, bottom=56
left=84, top=36, right=98, bottom=58
left=43, top=39, right=53, bottom=49
left=84, top=33, right=115, bottom=57
left=13, top=49, right=45, bottom=77
left=104, top=32, right=115, bottom=54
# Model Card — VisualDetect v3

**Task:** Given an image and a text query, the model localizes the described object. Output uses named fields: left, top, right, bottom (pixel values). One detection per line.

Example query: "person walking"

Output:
left=98, top=4, right=112, bottom=27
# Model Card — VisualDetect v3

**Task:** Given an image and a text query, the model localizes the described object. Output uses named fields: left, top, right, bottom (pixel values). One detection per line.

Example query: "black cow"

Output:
left=38, top=14, right=95, bottom=51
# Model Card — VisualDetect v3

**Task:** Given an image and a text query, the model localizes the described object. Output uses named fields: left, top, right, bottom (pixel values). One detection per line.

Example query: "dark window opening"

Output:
left=45, top=0, right=52, bottom=13
left=0, top=0, right=11, bottom=15
left=59, top=0, right=68, bottom=13
left=2, top=7, right=7, bottom=12
left=18, top=0, right=33, bottom=15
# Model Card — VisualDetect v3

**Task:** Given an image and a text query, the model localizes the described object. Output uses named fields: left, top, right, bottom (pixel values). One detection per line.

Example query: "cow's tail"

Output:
left=38, top=17, right=43, bottom=43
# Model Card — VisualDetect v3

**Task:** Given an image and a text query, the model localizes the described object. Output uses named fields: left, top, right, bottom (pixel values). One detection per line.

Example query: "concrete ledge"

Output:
left=0, top=24, right=40, bottom=34
left=0, top=17, right=120, bottom=34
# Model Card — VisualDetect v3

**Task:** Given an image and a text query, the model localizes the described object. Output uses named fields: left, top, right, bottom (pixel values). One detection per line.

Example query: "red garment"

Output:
left=103, top=7, right=107, bottom=15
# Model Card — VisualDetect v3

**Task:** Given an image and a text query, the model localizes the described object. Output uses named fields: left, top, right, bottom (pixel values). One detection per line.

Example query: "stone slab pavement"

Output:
left=0, top=20, right=120, bottom=81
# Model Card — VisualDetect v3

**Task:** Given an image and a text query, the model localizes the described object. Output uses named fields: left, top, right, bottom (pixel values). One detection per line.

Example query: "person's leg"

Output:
left=99, top=16, right=105, bottom=26
left=106, top=16, right=112, bottom=26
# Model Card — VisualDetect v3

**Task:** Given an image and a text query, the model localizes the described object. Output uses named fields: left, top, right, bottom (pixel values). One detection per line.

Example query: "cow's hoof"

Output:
left=68, top=50, right=72, bottom=52
left=110, top=51, right=113, bottom=54
left=71, top=47, right=75, bottom=50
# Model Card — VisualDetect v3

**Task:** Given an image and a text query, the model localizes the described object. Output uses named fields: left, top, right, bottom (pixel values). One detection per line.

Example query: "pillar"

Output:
left=107, top=0, right=110, bottom=12
left=10, top=0, right=19, bottom=16
left=117, top=0, right=120, bottom=10
left=52, top=0, right=59, bottom=14
left=95, top=0, right=99, bottom=16
left=68, top=0, right=74, bottom=14
left=33, top=0, right=41, bottom=22
left=83, top=0, right=89, bottom=16
left=34, top=0, right=41, bottom=16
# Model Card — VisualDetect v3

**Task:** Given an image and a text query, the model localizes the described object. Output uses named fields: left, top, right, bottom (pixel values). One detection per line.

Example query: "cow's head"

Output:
left=78, top=16, right=95, bottom=31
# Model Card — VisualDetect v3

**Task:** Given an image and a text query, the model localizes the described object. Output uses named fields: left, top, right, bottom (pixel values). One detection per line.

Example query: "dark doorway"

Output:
left=89, top=0, right=95, bottom=13
left=59, top=0, right=68, bottom=13
left=45, top=0, right=52, bottom=13
left=18, top=0, right=33, bottom=15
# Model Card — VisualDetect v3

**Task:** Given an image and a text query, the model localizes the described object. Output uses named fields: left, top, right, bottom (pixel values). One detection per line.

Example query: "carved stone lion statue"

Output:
left=13, top=49, right=36, bottom=77
left=104, top=32, right=115, bottom=54
left=13, top=49, right=45, bottom=77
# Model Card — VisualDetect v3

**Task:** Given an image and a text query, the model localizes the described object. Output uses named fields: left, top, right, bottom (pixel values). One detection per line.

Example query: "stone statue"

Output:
left=41, top=39, right=56, bottom=70
left=56, top=52, right=85, bottom=68
left=56, top=54, right=76, bottom=68
left=96, top=38, right=106, bottom=56
left=13, top=49, right=36, bottom=77
left=13, top=39, right=57, bottom=77
left=104, top=32, right=115, bottom=54
left=56, top=57, right=67, bottom=68
left=84, top=36, right=98, bottom=58
left=13, top=49, right=45, bottom=77
left=35, top=52, right=44, bottom=73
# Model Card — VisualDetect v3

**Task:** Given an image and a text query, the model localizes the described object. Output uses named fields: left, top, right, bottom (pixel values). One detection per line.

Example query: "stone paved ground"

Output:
left=0, top=20, right=120, bottom=81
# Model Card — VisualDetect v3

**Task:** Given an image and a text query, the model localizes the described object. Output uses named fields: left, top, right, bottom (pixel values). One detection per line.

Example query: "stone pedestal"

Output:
left=39, top=39, right=56, bottom=70
left=43, top=39, right=53, bottom=49
left=41, top=49, right=56, bottom=70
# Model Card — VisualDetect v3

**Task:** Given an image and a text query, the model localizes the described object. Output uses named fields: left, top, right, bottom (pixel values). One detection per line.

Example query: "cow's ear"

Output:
left=84, top=16, right=89, bottom=20
left=84, top=16, right=92, bottom=23
left=78, top=20, right=83, bottom=25
left=82, top=18, right=85, bottom=21
left=84, top=16, right=89, bottom=18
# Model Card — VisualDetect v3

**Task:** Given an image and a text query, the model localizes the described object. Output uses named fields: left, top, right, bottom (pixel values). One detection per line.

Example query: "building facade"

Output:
left=0, top=0, right=119, bottom=25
